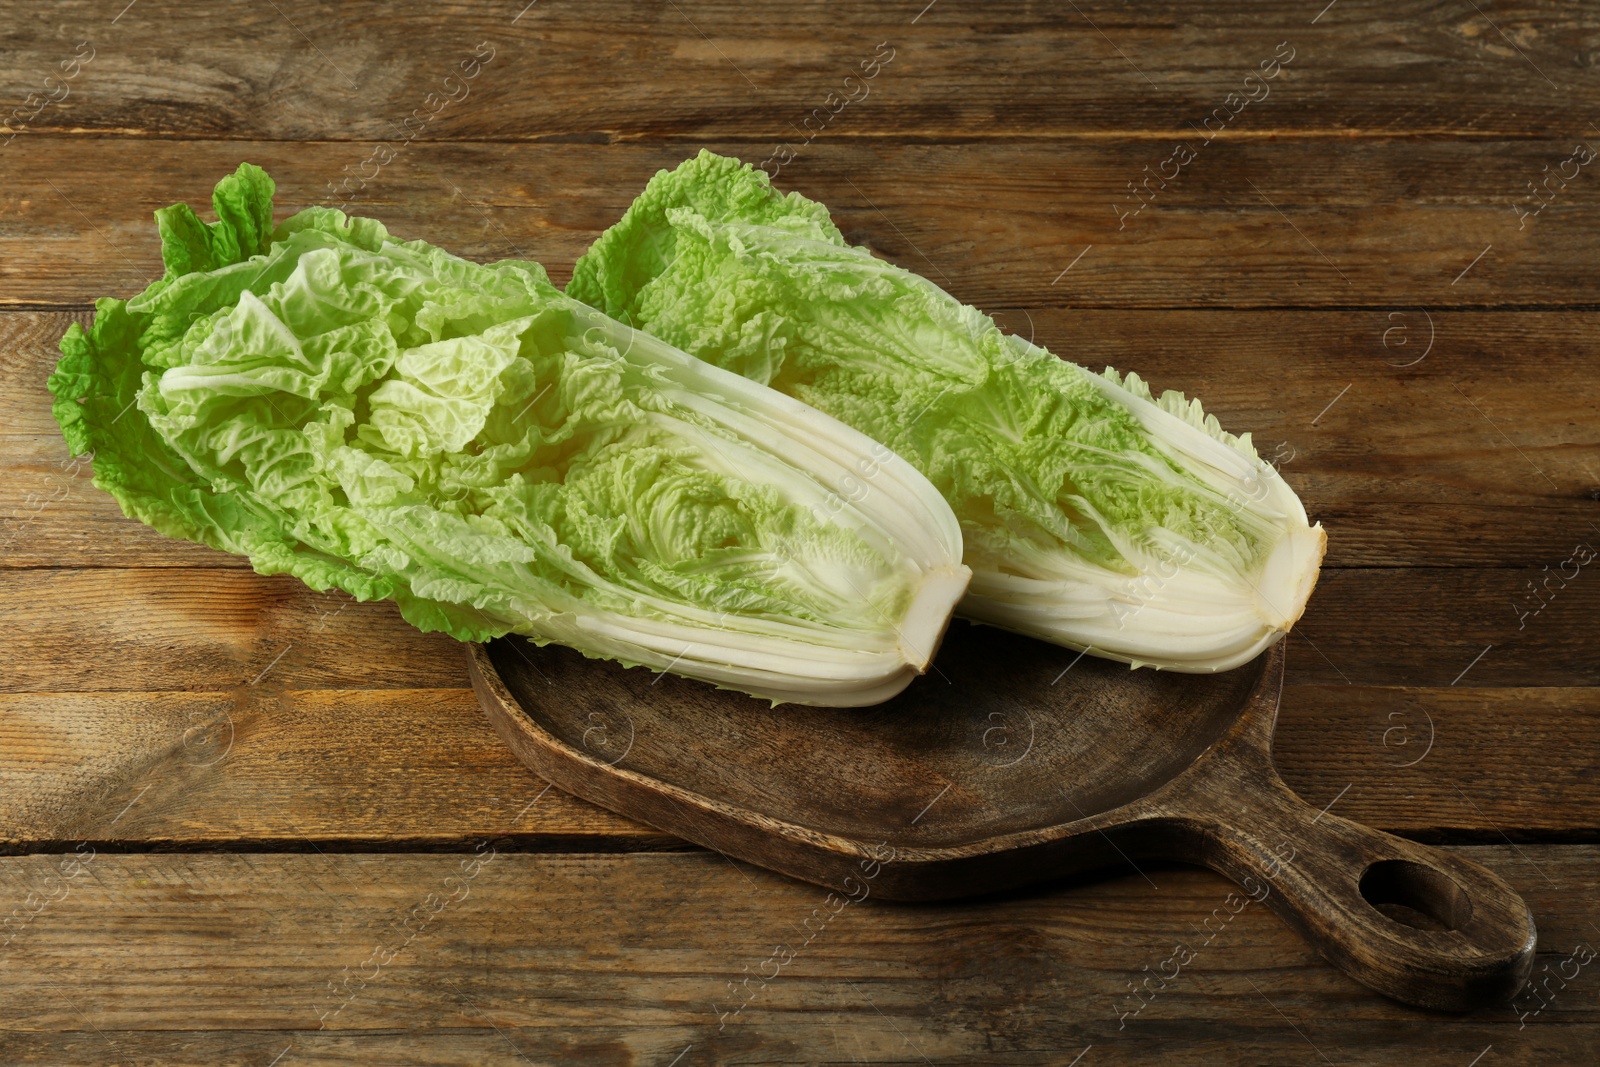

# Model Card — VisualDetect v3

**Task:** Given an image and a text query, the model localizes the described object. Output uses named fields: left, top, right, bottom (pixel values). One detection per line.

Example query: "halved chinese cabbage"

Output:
left=569, top=151, right=1324, bottom=672
left=48, top=164, right=970, bottom=706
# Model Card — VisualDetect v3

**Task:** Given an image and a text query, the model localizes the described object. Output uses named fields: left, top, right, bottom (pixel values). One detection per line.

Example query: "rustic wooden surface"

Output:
left=472, top=635, right=1543, bottom=1011
left=2, top=1, right=1598, bottom=1062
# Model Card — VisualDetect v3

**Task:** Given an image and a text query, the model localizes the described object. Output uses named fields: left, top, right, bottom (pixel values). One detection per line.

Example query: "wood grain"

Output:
left=1286, top=567, right=1600, bottom=688
left=0, top=563, right=1588, bottom=695
left=1, top=683, right=1595, bottom=851
left=0, top=313, right=86, bottom=426
left=0, top=848, right=1592, bottom=1063
left=473, top=636, right=1543, bottom=1009
left=0, top=568, right=464, bottom=693
left=1274, top=685, right=1600, bottom=842
left=0, top=0, right=1590, bottom=1053
left=0, top=1026, right=1592, bottom=1067
left=0, top=433, right=244, bottom=568
left=6, top=139, right=1600, bottom=308
left=0, top=688, right=663, bottom=853
left=3, top=1, right=1590, bottom=142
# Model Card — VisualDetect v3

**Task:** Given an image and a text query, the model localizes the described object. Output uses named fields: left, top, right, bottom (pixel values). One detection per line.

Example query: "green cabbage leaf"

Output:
left=48, top=164, right=970, bottom=706
left=569, top=151, right=1325, bottom=672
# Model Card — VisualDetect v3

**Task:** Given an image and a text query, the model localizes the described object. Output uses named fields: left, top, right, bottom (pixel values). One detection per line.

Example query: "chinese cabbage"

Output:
left=569, top=151, right=1325, bottom=672
left=48, top=164, right=970, bottom=706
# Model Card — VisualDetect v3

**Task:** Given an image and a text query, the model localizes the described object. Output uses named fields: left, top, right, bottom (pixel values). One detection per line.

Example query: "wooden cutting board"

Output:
left=468, top=621, right=1535, bottom=1012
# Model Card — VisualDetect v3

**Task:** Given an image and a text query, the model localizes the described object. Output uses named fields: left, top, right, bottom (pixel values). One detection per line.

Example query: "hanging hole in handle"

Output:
left=1359, top=859, right=1473, bottom=932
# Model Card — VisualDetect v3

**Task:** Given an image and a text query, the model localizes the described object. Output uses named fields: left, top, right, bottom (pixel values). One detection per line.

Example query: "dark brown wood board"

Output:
left=471, top=633, right=1540, bottom=1010
left=1, top=0, right=1598, bottom=1061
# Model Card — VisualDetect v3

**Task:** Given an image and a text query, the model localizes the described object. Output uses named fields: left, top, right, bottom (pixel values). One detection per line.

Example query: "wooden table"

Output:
left=3, top=2, right=1598, bottom=1063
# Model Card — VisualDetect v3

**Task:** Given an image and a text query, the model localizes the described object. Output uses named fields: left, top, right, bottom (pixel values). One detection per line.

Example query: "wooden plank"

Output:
left=0, top=433, right=245, bottom=568
left=0, top=1027, right=1591, bottom=1067
left=2, top=684, right=1595, bottom=849
left=0, top=313, right=84, bottom=429
left=0, top=688, right=663, bottom=852
left=0, top=848, right=1593, bottom=1064
left=6, top=140, right=1600, bottom=307
left=0, top=569, right=464, bottom=693
left=1288, top=565, right=1600, bottom=687
left=1273, top=685, right=1600, bottom=841
left=1, top=1, right=1590, bottom=142
left=0, top=1026, right=1592, bottom=1067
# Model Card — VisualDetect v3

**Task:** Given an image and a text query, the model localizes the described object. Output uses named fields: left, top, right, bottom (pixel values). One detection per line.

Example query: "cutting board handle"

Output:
left=1163, top=751, right=1537, bottom=1011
